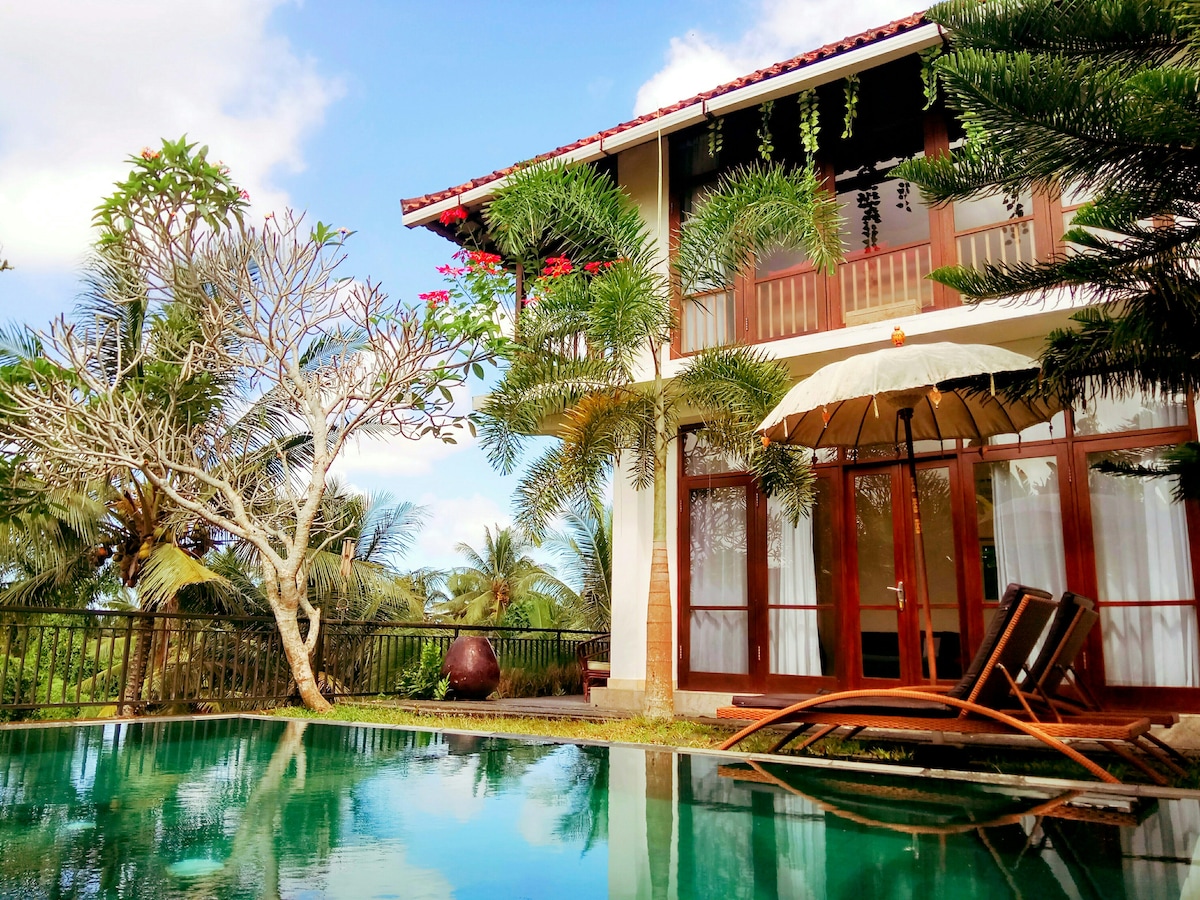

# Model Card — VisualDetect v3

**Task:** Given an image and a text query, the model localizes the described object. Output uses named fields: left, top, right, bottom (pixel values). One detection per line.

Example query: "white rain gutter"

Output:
left=402, top=22, right=942, bottom=228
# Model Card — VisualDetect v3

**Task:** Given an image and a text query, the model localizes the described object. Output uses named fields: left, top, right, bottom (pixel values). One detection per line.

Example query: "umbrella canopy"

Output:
left=756, top=339, right=1060, bottom=685
left=759, top=341, right=1060, bottom=448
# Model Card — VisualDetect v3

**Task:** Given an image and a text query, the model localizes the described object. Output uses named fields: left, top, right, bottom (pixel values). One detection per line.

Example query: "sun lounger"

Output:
left=717, top=584, right=1169, bottom=784
left=1015, top=590, right=1185, bottom=771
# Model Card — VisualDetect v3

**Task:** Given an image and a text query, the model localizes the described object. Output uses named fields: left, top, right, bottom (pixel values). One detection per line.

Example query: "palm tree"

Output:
left=547, top=503, right=612, bottom=632
left=440, top=525, right=574, bottom=627
left=474, top=161, right=840, bottom=717
left=0, top=484, right=119, bottom=607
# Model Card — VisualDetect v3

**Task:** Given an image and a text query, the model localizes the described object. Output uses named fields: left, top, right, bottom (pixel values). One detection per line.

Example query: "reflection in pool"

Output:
left=0, top=717, right=1197, bottom=898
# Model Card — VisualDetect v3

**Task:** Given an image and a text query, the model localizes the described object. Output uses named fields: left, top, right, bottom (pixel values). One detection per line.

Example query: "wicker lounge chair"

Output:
left=1017, top=591, right=1185, bottom=772
left=717, top=585, right=1165, bottom=784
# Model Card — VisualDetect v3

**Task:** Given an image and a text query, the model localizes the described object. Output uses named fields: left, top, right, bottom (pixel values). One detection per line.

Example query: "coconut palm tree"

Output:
left=547, top=503, right=612, bottom=632
left=474, top=161, right=841, bottom=718
left=440, top=525, right=575, bottom=628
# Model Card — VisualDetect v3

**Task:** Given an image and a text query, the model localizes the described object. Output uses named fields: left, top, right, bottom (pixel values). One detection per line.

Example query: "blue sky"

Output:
left=0, top=0, right=917, bottom=571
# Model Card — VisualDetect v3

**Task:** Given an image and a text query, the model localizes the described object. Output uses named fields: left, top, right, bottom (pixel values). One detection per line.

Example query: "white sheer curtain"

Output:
left=768, top=498, right=822, bottom=676
left=990, top=457, right=1068, bottom=600
left=774, top=792, right=827, bottom=899
left=1090, top=461, right=1200, bottom=687
left=1125, top=799, right=1200, bottom=899
left=689, top=487, right=748, bottom=674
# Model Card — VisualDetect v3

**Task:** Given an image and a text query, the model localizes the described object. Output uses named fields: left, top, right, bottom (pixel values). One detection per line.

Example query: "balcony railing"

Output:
left=839, top=242, right=933, bottom=327
left=681, top=289, right=736, bottom=353
left=755, top=269, right=822, bottom=341
left=674, top=213, right=1053, bottom=354
left=957, top=219, right=1035, bottom=269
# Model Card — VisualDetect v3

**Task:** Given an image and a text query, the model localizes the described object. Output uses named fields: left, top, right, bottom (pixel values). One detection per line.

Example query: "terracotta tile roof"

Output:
left=401, top=10, right=930, bottom=218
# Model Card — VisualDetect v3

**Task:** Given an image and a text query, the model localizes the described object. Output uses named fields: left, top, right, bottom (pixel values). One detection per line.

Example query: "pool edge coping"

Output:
left=8, top=711, right=1196, bottom=803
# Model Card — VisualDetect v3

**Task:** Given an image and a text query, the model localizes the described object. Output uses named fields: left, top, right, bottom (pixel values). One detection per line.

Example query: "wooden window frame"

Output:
left=677, top=400, right=1200, bottom=709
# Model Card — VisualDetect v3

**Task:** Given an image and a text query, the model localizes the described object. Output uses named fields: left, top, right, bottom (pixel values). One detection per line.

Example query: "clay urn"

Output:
left=441, top=635, right=500, bottom=700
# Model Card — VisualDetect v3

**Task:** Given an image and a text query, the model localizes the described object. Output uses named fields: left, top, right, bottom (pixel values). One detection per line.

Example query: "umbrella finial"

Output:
left=891, top=326, right=906, bottom=346
left=929, top=386, right=942, bottom=409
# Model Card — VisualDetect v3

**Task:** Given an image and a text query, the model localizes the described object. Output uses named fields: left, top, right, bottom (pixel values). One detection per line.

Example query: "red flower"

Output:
left=543, top=255, right=573, bottom=277
left=419, top=290, right=452, bottom=306
left=467, top=251, right=502, bottom=266
left=439, top=206, right=468, bottom=226
left=239, top=189, right=250, bottom=201
left=437, top=264, right=468, bottom=276
left=582, top=261, right=603, bottom=274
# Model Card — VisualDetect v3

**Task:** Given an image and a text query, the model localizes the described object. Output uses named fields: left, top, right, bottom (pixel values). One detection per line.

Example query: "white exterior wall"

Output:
left=595, top=137, right=681, bottom=708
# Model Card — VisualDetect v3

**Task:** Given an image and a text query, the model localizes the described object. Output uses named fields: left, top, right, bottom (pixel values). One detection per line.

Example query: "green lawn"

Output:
left=264, top=702, right=1199, bottom=787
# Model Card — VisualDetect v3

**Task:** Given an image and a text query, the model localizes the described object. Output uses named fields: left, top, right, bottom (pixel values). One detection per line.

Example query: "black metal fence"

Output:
left=0, top=606, right=603, bottom=718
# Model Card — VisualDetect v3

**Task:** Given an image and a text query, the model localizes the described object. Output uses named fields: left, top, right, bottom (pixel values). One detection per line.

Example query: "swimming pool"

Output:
left=0, top=716, right=1196, bottom=898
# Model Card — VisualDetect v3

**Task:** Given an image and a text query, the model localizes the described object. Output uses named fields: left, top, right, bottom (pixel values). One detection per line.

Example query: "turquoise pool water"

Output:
left=0, top=717, right=1197, bottom=898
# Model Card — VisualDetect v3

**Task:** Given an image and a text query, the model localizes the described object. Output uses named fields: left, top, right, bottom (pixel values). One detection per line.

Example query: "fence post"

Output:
left=117, top=616, right=134, bottom=717
left=313, top=617, right=328, bottom=693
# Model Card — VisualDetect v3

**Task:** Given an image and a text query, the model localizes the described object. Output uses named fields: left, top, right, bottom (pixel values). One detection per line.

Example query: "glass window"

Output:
left=767, top=480, right=835, bottom=676
left=974, top=457, right=1067, bottom=603
left=918, top=467, right=962, bottom=680
left=984, top=411, right=1067, bottom=447
left=1073, top=391, right=1187, bottom=436
left=953, top=190, right=1033, bottom=232
left=756, top=246, right=811, bottom=279
left=1088, top=448, right=1199, bottom=687
left=837, top=171, right=930, bottom=254
left=689, top=486, right=748, bottom=674
left=683, top=430, right=745, bottom=476
left=855, top=472, right=899, bottom=679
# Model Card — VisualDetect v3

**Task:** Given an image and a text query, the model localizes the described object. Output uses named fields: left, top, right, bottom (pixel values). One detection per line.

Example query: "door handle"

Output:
left=886, top=581, right=906, bottom=611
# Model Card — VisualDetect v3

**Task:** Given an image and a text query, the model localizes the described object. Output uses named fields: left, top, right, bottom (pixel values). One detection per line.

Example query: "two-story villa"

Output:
left=401, top=12, right=1200, bottom=716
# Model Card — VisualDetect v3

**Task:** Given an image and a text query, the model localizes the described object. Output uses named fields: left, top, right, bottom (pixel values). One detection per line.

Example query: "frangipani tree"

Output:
left=473, top=161, right=841, bottom=718
left=0, top=139, right=505, bottom=709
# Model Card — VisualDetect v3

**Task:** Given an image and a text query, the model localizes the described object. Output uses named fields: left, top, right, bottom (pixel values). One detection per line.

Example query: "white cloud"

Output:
left=0, top=1, right=342, bottom=269
left=329, top=427, right=477, bottom=484
left=635, top=0, right=921, bottom=114
left=328, top=382, right=477, bottom=484
left=411, top=493, right=510, bottom=566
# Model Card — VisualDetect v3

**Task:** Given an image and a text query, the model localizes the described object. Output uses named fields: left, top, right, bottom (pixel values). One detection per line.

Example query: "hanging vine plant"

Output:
left=706, top=116, right=724, bottom=160
left=757, top=100, right=775, bottom=160
left=919, top=46, right=943, bottom=110
left=797, top=89, right=820, bottom=159
left=961, top=109, right=987, bottom=150
left=842, top=74, right=860, bottom=139
left=856, top=164, right=881, bottom=249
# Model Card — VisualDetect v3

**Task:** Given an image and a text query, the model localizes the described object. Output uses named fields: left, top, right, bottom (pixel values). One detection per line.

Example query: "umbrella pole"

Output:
left=900, top=408, right=938, bottom=684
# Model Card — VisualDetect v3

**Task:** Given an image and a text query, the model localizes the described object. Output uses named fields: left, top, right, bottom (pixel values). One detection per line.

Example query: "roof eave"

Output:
left=401, top=20, right=942, bottom=229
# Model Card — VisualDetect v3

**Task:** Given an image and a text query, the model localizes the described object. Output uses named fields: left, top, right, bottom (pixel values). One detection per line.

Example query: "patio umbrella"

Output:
left=758, top=337, right=1060, bottom=683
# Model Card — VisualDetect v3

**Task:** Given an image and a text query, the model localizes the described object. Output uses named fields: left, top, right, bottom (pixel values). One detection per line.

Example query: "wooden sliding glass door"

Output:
left=849, top=462, right=965, bottom=688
